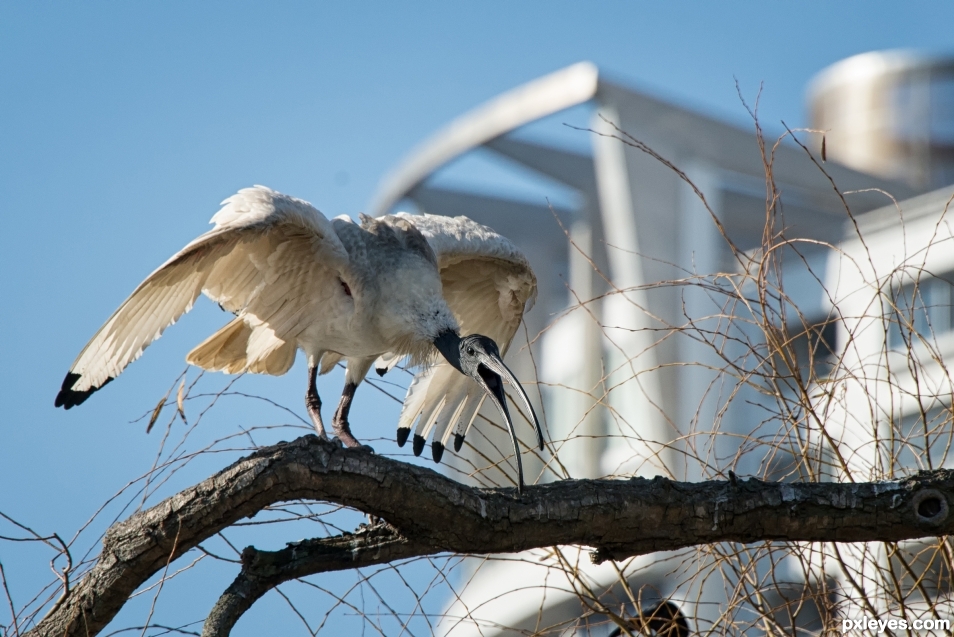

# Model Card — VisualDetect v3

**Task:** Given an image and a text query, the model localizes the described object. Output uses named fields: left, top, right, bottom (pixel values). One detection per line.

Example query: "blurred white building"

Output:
left=811, top=53, right=954, bottom=626
left=825, top=184, right=954, bottom=481
left=820, top=184, right=954, bottom=623
left=370, top=59, right=946, bottom=634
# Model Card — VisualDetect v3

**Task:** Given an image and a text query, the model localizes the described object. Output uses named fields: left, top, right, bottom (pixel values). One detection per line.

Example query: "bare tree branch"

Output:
left=202, top=523, right=428, bottom=637
left=23, top=434, right=954, bottom=637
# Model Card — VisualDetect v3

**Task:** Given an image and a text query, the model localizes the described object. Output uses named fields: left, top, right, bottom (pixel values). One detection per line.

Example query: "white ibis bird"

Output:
left=55, top=186, right=544, bottom=491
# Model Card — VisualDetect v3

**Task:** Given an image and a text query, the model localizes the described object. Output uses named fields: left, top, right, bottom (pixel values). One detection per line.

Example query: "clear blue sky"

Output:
left=2, top=2, right=952, bottom=634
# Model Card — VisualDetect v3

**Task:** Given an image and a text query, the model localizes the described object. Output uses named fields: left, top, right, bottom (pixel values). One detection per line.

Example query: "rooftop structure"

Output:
left=809, top=50, right=954, bottom=190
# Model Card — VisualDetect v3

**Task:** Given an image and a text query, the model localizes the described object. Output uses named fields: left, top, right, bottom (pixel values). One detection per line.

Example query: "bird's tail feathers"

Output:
left=449, top=392, right=485, bottom=451
left=399, top=364, right=484, bottom=462
left=374, top=352, right=403, bottom=376
left=186, top=318, right=296, bottom=376
left=186, top=318, right=251, bottom=373
left=319, top=352, right=343, bottom=375
left=244, top=321, right=296, bottom=376
left=246, top=340, right=296, bottom=375
left=396, top=369, right=433, bottom=448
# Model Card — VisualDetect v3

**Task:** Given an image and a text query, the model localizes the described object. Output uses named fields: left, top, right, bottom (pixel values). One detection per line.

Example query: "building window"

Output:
left=887, top=273, right=954, bottom=349
left=893, top=406, right=954, bottom=474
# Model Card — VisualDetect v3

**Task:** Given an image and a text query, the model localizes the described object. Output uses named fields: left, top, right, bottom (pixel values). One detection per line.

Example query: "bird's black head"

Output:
left=432, top=330, right=544, bottom=492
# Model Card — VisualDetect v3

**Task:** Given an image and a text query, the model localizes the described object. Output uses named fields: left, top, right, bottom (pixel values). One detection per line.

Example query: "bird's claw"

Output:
left=329, top=435, right=374, bottom=453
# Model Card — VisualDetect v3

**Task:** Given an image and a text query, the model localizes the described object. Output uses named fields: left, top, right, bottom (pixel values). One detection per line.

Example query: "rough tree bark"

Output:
left=22, top=434, right=954, bottom=637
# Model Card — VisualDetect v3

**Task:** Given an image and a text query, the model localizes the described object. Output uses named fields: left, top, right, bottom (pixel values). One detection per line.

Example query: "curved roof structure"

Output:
left=368, top=62, right=599, bottom=215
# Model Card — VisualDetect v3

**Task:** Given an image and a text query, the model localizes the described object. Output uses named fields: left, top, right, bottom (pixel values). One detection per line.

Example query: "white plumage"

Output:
left=56, top=186, right=543, bottom=491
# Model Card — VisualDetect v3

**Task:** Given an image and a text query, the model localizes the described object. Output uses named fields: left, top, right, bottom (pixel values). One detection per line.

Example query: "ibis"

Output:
left=55, top=186, right=544, bottom=491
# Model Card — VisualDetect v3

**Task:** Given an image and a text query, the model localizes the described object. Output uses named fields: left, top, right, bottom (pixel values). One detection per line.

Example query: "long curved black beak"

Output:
left=434, top=331, right=544, bottom=493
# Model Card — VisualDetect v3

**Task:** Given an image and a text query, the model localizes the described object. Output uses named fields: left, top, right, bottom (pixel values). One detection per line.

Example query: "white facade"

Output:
left=816, top=187, right=954, bottom=623
left=824, top=185, right=954, bottom=482
left=370, top=63, right=927, bottom=635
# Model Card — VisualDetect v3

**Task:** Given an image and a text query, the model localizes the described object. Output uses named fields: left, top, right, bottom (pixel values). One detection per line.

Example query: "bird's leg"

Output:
left=332, top=381, right=373, bottom=452
left=305, top=365, right=328, bottom=440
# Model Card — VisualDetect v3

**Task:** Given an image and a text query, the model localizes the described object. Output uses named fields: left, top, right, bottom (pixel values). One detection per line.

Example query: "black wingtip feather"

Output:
left=454, top=433, right=465, bottom=452
left=431, top=441, right=444, bottom=463
left=54, top=373, right=113, bottom=410
left=412, top=434, right=425, bottom=457
left=396, top=427, right=410, bottom=447
left=376, top=367, right=388, bottom=377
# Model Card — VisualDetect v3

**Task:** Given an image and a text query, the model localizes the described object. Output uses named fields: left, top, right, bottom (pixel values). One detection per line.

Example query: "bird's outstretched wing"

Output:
left=55, top=186, right=350, bottom=408
left=386, top=213, right=538, bottom=458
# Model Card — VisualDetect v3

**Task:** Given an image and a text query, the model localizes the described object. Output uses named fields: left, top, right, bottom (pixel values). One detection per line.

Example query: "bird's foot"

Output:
left=331, top=423, right=375, bottom=453
left=332, top=437, right=375, bottom=453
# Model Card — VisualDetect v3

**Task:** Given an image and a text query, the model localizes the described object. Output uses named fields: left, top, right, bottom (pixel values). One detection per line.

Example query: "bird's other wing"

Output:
left=55, top=186, right=350, bottom=408
left=390, top=212, right=537, bottom=459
